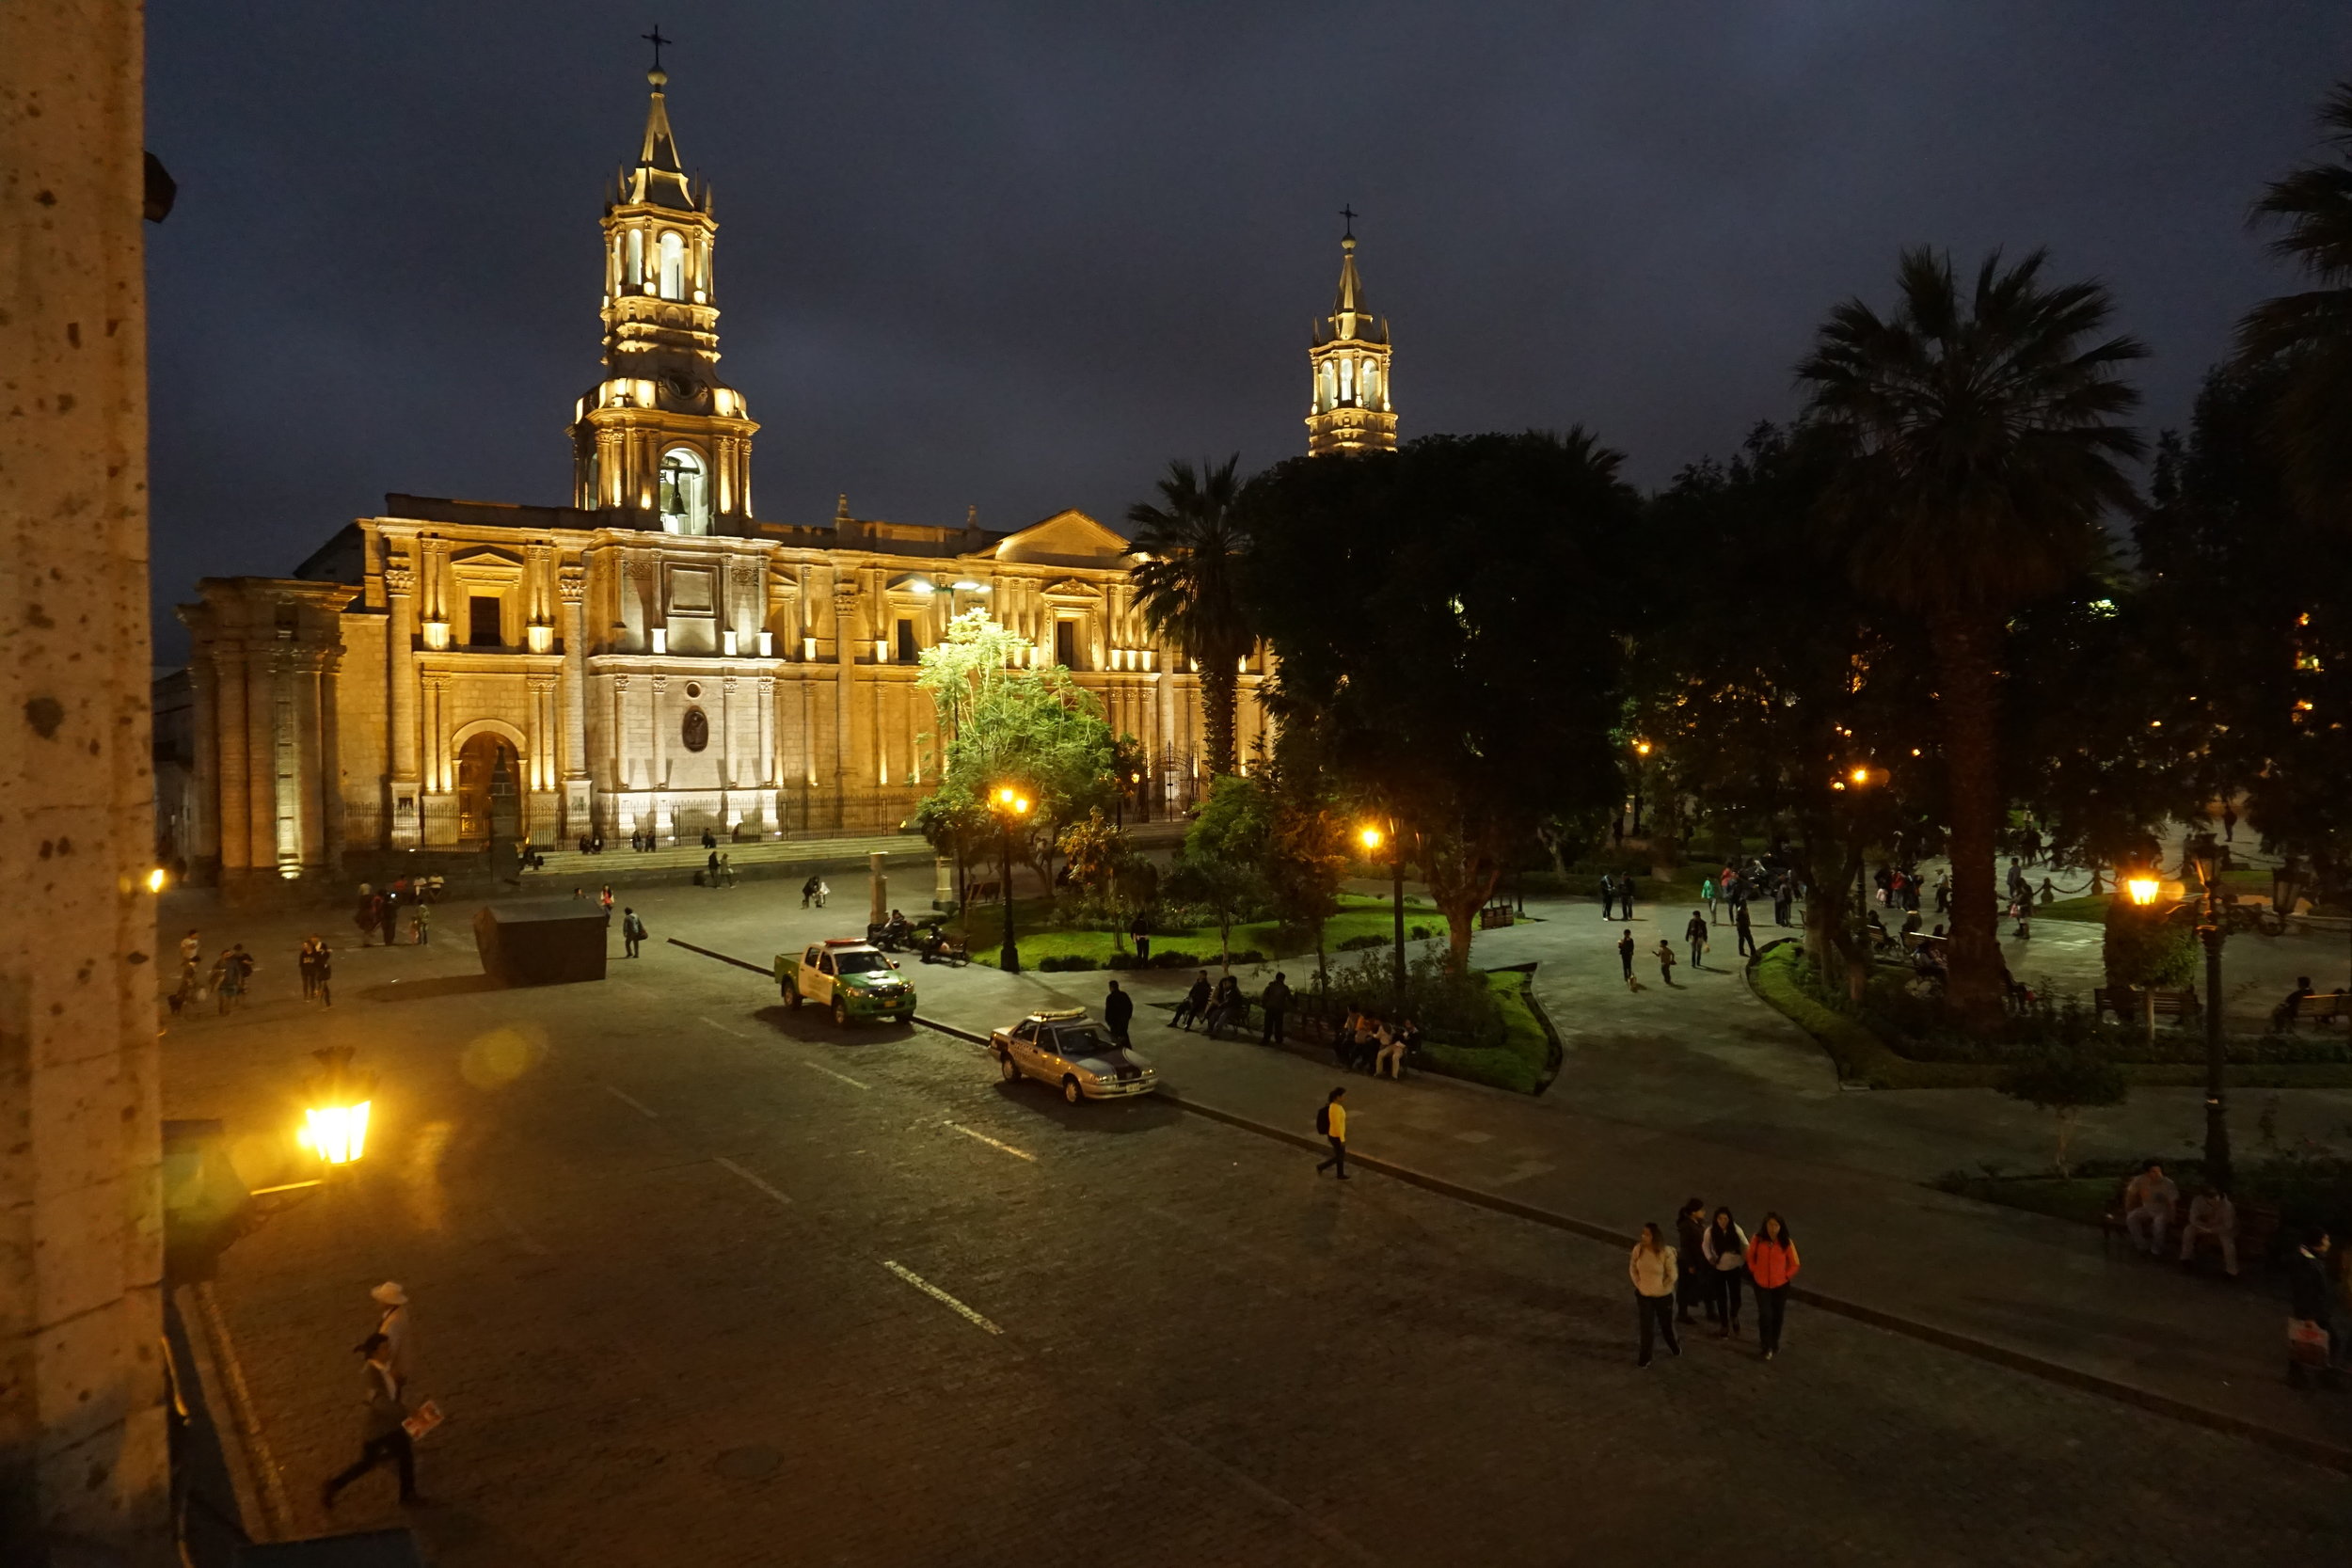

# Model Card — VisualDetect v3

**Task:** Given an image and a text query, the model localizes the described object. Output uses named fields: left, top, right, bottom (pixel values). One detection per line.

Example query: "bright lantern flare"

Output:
left=1634, top=741, right=1652, bottom=756
left=298, top=1100, right=372, bottom=1164
left=2125, top=876, right=2162, bottom=908
left=1359, top=825, right=1385, bottom=851
left=1850, top=767, right=1871, bottom=785
left=144, top=867, right=167, bottom=894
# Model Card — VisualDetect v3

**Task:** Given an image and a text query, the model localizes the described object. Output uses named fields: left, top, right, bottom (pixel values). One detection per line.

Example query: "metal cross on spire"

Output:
left=642, top=25, right=673, bottom=72
left=1340, top=205, right=1358, bottom=240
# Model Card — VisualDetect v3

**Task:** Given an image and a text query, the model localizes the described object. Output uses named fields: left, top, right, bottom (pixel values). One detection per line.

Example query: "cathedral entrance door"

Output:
left=455, top=733, right=522, bottom=845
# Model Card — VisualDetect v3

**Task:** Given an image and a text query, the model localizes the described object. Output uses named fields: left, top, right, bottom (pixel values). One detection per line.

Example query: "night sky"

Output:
left=145, top=3, right=2350, bottom=659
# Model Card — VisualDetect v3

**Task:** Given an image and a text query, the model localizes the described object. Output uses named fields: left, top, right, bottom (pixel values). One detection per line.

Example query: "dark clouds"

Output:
left=145, top=2, right=2349, bottom=657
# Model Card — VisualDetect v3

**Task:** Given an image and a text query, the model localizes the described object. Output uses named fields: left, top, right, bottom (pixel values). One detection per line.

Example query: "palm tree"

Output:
left=1128, top=455, right=1251, bottom=777
left=1798, top=248, right=2145, bottom=1029
left=2235, top=81, right=2352, bottom=523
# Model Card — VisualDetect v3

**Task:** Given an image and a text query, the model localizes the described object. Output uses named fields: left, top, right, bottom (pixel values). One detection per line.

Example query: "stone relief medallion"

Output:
left=684, top=681, right=703, bottom=699
left=681, top=705, right=710, bottom=752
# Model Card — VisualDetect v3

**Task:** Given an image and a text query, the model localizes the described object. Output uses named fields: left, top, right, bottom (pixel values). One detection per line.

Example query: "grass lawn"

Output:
left=960, top=892, right=1444, bottom=970
left=2040, top=893, right=2110, bottom=924
left=1416, top=969, right=1555, bottom=1095
left=1932, top=1172, right=2115, bottom=1227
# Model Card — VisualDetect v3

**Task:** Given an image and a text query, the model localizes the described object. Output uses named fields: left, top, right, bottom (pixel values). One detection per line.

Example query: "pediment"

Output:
left=1040, top=578, right=1102, bottom=600
left=991, top=509, right=1133, bottom=566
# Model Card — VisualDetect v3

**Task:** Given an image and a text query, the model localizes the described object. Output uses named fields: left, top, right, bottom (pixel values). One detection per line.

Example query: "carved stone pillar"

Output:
left=213, top=641, right=250, bottom=871
left=649, top=673, right=672, bottom=840
left=560, top=565, right=590, bottom=832
left=246, top=646, right=279, bottom=873
left=291, top=650, right=327, bottom=870
left=318, top=647, right=345, bottom=865
left=187, top=643, right=221, bottom=877
left=384, top=560, right=421, bottom=844
left=833, top=587, right=858, bottom=806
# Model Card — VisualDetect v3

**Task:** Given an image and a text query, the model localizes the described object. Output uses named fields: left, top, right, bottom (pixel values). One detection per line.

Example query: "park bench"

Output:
left=2275, top=990, right=2350, bottom=1030
left=1479, top=901, right=1516, bottom=930
left=916, top=927, right=970, bottom=967
left=962, top=880, right=1001, bottom=907
left=2101, top=1181, right=2279, bottom=1276
left=2092, top=986, right=2200, bottom=1025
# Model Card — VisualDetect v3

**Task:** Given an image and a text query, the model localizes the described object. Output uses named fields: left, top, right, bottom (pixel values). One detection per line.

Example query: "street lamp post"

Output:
left=1360, top=821, right=1405, bottom=1001
left=2188, top=832, right=2233, bottom=1189
left=1630, top=740, right=1652, bottom=835
left=992, top=784, right=1032, bottom=975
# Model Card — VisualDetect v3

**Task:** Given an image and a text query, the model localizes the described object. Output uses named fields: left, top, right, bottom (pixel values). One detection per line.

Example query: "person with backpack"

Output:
left=1747, top=1212, right=1801, bottom=1360
left=622, top=907, right=647, bottom=958
left=1704, top=1206, right=1751, bottom=1338
left=1314, top=1088, right=1350, bottom=1180
left=1630, top=1222, right=1682, bottom=1369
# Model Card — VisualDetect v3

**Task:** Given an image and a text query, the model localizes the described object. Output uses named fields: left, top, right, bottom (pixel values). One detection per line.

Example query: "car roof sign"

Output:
left=1031, top=1007, right=1088, bottom=1022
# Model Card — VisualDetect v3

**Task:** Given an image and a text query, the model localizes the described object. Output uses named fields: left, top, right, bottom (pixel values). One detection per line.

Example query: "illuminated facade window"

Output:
left=658, top=231, right=685, bottom=301
left=658, top=447, right=710, bottom=535
left=626, top=229, right=644, bottom=289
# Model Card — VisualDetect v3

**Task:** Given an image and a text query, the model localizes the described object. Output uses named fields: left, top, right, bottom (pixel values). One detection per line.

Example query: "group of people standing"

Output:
left=1630, top=1199, right=1803, bottom=1367
left=166, top=928, right=255, bottom=1016
left=354, top=882, right=429, bottom=948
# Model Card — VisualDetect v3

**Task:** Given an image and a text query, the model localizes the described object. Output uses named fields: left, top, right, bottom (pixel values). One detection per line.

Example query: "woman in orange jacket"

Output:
left=1747, top=1212, right=1801, bottom=1360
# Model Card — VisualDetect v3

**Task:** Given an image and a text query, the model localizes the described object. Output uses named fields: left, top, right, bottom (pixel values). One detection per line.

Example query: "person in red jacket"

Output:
left=1747, top=1212, right=1802, bottom=1360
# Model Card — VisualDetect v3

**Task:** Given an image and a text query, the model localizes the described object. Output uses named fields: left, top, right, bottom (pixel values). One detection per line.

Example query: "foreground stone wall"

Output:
left=0, top=1, right=172, bottom=1560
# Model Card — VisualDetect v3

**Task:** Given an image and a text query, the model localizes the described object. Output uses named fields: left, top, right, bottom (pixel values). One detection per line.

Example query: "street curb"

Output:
left=687, top=940, right=2352, bottom=1476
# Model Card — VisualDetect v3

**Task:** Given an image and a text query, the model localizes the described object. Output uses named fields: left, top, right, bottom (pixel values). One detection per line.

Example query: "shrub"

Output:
left=1150, top=950, right=1205, bottom=970
left=1036, top=954, right=1101, bottom=973
left=1997, top=1042, right=2127, bottom=1177
left=1336, top=933, right=1386, bottom=952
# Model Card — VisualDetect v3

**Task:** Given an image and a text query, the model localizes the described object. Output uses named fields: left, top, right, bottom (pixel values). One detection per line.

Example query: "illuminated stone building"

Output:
left=172, top=67, right=1273, bottom=886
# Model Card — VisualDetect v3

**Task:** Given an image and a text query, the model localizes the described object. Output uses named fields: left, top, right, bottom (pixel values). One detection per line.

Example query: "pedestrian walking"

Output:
left=1735, top=902, right=1756, bottom=959
left=814, top=879, right=830, bottom=908
left=1684, top=911, right=1708, bottom=971
left=1652, top=940, right=1677, bottom=988
left=371, top=1281, right=413, bottom=1387
left=1130, top=911, right=1152, bottom=965
left=1704, top=1207, right=1751, bottom=1337
left=321, top=1334, right=419, bottom=1510
left=355, top=889, right=378, bottom=947
left=1617, top=928, right=1637, bottom=989
left=1772, top=878, right=1793, bottom=927
left=298, top=937, right=320, bottom=1002
left=1630, top=1223, right=1683, bottom=1368
left=707, top=848, right=721, bottom=884
left=1259, top=972, right=1291, bottom=1045
left=1675, top=1197, right=1715, bottom=1326
left=1933, top=869, right=1951, bottom=916
left=409, top=901, right=430, bottom=945
left=622, top=907, right=647, bottom=958
left=180, top=928, right=202, bottom=968
left=1598, top=873, right=1617, bottom=921
left=1748, top=1212, right=1801, bottom=1360
left=2222, top=802, right=2239, bottom=843
left=2287, top=1229, right=2342, bottom=1389
left=376, top=894, right=398, bottom=948
left=1104, top=978, right=1135, bottom=1048
left=801, top=874, right=820, bottom=908
left=599, top=886, right=615, bottom=924
left=168, top=957, right=198, bottom=1016
left=313, top=939, right=334, bottom=1007
left=1314, top=1088, right=1350, bottom=1180
left=1619, top=877, right=1637, bottom=923
left=1702, top=877, right=1718, bottom=927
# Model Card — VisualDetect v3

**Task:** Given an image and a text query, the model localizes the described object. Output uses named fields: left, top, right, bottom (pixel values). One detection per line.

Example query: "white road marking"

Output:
left=803, top=1060, right=870, bottom=1090
left=882, top=1259, right=1003, bottom=1335
left=714, top=1156, right=794, bottom=1207
left=943, top=1119, right=1036, bottom=1162
left=700, top=1014, right=749, bottom=1038
left=601, top=1083, right=659, bottom=1118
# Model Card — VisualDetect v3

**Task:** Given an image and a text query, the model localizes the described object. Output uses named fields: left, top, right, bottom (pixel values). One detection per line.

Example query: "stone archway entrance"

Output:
left=455, top=732, right=522, bottom=845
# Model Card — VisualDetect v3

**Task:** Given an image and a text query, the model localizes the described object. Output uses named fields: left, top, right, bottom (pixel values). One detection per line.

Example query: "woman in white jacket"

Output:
left=1629, top=1223, right=1683, bottom=1368
left=1702, top=1207, right=1751, bottom=1338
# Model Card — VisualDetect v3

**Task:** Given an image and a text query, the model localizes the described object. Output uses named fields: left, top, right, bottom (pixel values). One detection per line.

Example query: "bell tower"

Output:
left=568, top=46, right=759, bottom=534
left=1306, top=211, right=1396, bottom=456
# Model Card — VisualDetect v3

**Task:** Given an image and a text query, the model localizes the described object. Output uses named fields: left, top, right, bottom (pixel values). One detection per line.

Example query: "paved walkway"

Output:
left=159, top=875, right=2352, bottom=1469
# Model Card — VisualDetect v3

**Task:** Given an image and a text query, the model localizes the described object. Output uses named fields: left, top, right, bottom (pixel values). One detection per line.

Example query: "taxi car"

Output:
left=776, top=938, right=917, bottom=1027
left=989, top=1008, right=1160, bottom=1104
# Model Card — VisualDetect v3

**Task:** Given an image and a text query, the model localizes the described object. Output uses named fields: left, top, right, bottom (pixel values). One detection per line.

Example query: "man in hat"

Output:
left=321, top=1333, right=418, bottom=1509
left=372, top=1281, right=412, bottom=1388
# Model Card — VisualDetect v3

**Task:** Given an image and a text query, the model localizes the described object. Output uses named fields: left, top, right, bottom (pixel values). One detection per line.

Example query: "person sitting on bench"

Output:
left=2123, top=1161, right=2180, bottom=1255
left=2178, top=1187, right=2239, bottom=1277
left=2274, top=976, right=2316, bottom=1030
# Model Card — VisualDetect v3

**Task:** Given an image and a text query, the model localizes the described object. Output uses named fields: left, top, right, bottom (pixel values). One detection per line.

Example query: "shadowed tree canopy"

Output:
left=1239, top=431, right=1641, bottom=967
left=1799, top=247, right=2146, bottom=1030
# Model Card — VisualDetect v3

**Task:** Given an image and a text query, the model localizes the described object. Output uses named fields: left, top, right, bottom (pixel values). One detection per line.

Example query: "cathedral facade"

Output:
left=169, top=68, right=1394, bottom=888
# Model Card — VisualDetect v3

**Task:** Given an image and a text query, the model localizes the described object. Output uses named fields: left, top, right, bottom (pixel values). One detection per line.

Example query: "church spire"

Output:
left=568, top=43, right=759, bottom=535
left=1307, top=213, right=1397, bottom=456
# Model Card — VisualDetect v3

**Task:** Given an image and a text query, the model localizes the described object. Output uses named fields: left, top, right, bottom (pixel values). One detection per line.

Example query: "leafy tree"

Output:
left=1798, top=247, right=2147, bottom=1030
left=1257, top=750, right=1357, bottom=985
left=1129, top=456, right=1253, bottom=777
left=1997, top=1039, right=2127, bottom=1179
left=915, top=614, right=1118, bottom=892
left=1057, top=809, right=1127, bottom=898
left=1166, top=774, right=1270, bottom=970
left=1633, top=424, right=1941, bottom=1001
left=2234, top=80, right=2352, bottom=525
left=2101, top=899, right=2197, bottom=993
left=1242, top=431, right=1639, bottom=970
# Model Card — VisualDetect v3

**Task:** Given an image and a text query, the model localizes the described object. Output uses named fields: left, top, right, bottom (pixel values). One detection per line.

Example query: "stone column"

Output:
left=292, top=649, right=326, bottom=871
left=211, top=641, right=249, bottom=873
left=560, top=565, right=590, bottom=832
left=246, top=646, right=279, bottom=874
left=0, top=0, right=172, bottom=1553
left=649, top=674, right=672, bottom=841
left=317, top=647, right=345, bottom=868
left=185, top=644, right=220, bottom=879
left=833, top=586, right=857, bottom=812
left=719, top=674, right=736, bottom=831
